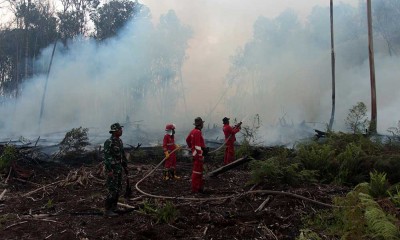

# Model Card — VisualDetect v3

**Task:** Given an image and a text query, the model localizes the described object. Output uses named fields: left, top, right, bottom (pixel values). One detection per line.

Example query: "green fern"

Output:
left=369, top=170, right=389, bottom=198
left=296, top=143, right=336, bottom=182
left=335, top=143, right=364, bottom=185
left=360, top=193, right=400, bottom=239
left=388, top=185, right=400, bottom=207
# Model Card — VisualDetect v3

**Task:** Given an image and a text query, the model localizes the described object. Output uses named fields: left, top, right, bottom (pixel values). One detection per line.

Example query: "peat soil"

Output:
left=0, top=147, right=348, bottom=240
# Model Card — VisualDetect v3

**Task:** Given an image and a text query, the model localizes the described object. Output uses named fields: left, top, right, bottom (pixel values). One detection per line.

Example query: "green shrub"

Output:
left=281, top=163, right=318, bottom=186
left=248, top=157, right=318, bottom=186
left=335, top=143, right=365, bottom=185
left=139, top=200, right=179, bottom=224
left=305, top=184, right=400, bottom=240
left=156, top=201, right=179, bottom=224
left=345, top=102, right=369, bottom=134
left=388, top=184, right=400, bottom=207
left=139, top=200, right=158, bottom=215
left=296, top=229, right=321, bottom=240
left=296, top=143, right=336, bottom=182
left=59, top=127, right=89, bottom=155
left=235, top=140, right=253, bottom=158
left=368, top=170, right=389, bottom=198
left=373, top=155, right=400, bottom=183
left=0, top=145, right=17, bottom=172
left=248, top=158, right=282, bottom=185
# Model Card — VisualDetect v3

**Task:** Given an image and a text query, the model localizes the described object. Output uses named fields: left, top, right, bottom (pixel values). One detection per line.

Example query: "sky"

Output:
left=3, top=0, right=399, bottom=146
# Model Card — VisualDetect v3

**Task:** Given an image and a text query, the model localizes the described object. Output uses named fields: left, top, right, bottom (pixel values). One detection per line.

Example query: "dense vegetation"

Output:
left=232, top=124, right=400, bottom=239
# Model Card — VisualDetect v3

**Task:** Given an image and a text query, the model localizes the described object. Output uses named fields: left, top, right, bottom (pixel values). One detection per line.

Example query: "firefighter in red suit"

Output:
left=222, top=117, right=241, bottom=165
left=186, top=117, right=209, bottom=193
left=163, top=123, right=181, bottom=180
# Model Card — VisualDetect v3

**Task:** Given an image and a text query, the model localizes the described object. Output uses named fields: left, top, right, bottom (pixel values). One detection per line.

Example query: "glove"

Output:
left=175, top=144, right=181, bottom=150
left=202, top=147, right=209, bottom=156
left=164, top=151, right=170, bottom=159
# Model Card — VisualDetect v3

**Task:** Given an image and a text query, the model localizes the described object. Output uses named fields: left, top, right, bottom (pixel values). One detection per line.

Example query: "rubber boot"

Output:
left=104, top=197, right=118, bottom=217
left=104, top=209, right=118, bottom=217
left=168, top=169, right=175, bottom=180
left=163, top=169, right=170, bottom=180
left=173, top=170, right=181, bottom=180
left=112, top=194, right=120, bottom=212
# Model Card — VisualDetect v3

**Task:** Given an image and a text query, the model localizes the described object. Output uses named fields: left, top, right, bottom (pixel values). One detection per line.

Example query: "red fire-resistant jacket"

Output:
left=163, top=134, right=176, bottom=153
left=186, top=128, right=205, bottom=158
left=223, top=124, right=240, bottom=145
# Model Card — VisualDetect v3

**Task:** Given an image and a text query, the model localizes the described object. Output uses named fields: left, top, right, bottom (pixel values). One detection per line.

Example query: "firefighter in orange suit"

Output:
left=222, top=117, right=241, bottom=165
left=186, top=117, right=209, bottom=193
left=163, top=123, right=181, bottom=180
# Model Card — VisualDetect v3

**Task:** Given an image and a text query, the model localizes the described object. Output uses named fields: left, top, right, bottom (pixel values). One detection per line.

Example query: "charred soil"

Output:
left=0, top=147, right=348, bottom=240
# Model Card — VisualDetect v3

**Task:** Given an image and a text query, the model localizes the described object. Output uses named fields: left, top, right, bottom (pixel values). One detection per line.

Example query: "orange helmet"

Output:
left=165, top=123, right=176, bottom=131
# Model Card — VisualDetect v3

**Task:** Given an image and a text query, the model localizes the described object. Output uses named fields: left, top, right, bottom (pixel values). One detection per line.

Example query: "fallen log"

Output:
left=205, top=156, right=250, bottom=179
left=314, top=129, right=326, bottom=139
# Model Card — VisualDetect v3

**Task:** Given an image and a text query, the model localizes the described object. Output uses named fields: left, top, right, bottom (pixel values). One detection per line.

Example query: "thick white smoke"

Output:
left=1, top=0, right=399, bottom=147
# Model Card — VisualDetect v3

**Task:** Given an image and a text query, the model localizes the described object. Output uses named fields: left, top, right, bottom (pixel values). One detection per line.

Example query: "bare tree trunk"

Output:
left=39, top=39, right=57, bottom=133
left=328, top=0, right=336, bottom=131
left=179, top=68, right=188, bottom=119
left=367, top=0, right=377, bottom=133
left=15, top=28, right=20, bottom=98
left=24, top=0, right=31, bottom=80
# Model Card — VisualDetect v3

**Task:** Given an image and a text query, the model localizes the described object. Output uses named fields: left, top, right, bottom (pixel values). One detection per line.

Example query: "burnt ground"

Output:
left=0, top=148, right=349, bottom=240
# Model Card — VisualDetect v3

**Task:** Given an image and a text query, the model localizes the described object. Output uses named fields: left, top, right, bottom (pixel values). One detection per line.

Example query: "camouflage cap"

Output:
left=109, top=122, right=123, bottom=133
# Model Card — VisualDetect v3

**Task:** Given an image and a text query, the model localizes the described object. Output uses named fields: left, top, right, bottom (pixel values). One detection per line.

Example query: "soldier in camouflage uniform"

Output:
left=103, top=123, right=128, bottom=217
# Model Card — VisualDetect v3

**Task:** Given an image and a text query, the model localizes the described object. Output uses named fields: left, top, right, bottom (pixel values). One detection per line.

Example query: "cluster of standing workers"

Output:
left=102, top=117, right=242, bottom=216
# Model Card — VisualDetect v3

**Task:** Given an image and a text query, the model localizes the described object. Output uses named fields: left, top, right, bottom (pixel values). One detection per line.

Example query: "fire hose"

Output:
left=133, top=146, right=337, bottom=207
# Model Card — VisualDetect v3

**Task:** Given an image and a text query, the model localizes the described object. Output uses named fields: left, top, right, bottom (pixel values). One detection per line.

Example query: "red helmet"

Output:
left=165, top=123, right=176, bottom=131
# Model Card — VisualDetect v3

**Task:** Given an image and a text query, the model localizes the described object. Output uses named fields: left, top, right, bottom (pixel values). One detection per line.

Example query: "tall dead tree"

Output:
left=328, top=0, right=336, bottom=131
left=24, top=0, right=31, bottom=81
left=367, top=0, right=377, bottom=133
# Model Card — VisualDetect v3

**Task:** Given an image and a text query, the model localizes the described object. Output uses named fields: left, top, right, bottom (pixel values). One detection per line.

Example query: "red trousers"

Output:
left=191, top=157, right=204, bottom=192
left=165, top=153, right=176, bottom=169
left=224, top=144, right=235, bottom=165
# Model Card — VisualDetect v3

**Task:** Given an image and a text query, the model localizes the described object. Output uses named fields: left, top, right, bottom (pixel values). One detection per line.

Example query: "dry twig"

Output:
left=254, top=196, right=271, bottom=212
left=117, top=202, right=137, bottom=209
left=4, top=167, right=12, bottom=184
left=5, top=221, right=28, bottom=229
left=0, top=189, right=7, bottom=201
left=22, top=180, right=63, bottom=197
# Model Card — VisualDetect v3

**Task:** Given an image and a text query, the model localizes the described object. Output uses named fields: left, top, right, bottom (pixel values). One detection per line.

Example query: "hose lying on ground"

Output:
left=133, top=147, right=338, bottom=207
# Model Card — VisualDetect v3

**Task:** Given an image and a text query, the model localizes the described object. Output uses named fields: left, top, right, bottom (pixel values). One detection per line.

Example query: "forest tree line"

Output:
left=1, top=0, right=400, bottom=111
left=0, top=0, right=148, bottom=101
